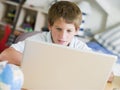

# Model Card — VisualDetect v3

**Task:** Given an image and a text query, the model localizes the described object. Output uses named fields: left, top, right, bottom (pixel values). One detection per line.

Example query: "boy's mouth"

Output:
left=58, top=40, right=66, bottom=44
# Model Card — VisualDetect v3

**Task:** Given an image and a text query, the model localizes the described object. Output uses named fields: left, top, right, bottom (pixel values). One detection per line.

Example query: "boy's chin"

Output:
left=57, top=43, right=69, bottom=46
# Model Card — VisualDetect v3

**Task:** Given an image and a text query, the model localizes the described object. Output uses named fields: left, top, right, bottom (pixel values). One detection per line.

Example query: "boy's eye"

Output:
left=67, top=30, right=72, bottom=33
left=56, top=28, right=62, bottom=31
left=55, top=27, right=73, bottom=33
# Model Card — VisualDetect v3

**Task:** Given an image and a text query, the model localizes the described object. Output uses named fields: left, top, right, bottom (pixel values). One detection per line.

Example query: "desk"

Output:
left=22, top=76, right=120, bottom=90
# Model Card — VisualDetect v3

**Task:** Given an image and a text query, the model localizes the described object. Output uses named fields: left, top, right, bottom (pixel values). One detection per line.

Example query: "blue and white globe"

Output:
left=0, top=61, right=24, bottom=90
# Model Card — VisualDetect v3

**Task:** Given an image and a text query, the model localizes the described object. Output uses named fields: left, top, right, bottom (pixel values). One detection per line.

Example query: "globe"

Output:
left=0, top=61, right=24, bottom=90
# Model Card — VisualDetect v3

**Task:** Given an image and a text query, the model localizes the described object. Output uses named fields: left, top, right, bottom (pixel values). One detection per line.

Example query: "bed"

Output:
left=86, top=24, right=120, bottom=76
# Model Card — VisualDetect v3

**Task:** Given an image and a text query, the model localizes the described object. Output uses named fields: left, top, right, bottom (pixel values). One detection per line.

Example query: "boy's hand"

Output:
left=107, top=72, right=114, bottom=83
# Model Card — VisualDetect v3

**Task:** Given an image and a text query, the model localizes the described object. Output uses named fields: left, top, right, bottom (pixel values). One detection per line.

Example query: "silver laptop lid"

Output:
left=21, top=40, right=117, bottom=90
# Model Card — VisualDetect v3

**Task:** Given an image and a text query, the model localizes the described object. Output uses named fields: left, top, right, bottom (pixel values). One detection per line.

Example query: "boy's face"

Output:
left=48, top=18, right=79, bottom=46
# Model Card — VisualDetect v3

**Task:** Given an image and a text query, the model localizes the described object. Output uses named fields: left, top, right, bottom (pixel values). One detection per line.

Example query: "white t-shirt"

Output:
left=11, top=32, right=120, bottom=76
left=11, top=32, right=91, bottom=53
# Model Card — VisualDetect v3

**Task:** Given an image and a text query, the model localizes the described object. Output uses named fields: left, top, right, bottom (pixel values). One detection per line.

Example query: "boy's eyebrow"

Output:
left=54, top=24, right=75, bottom=30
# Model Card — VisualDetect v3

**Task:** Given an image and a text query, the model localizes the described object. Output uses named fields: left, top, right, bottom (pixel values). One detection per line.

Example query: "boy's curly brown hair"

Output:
left=48, top=1, right=82, bottom=30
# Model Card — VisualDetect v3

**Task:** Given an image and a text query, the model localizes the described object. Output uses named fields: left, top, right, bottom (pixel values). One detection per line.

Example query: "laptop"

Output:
left=21, top=39, right=117, bottom=90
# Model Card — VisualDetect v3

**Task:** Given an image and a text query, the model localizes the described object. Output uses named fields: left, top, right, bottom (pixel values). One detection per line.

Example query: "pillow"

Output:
left=94, top=25, right=120, bottom=57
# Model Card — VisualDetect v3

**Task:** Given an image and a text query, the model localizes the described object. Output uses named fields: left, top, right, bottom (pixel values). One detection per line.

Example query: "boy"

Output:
left=0, top=1, right=113, bottom=82
left=0, top=1, right=90, bottom=65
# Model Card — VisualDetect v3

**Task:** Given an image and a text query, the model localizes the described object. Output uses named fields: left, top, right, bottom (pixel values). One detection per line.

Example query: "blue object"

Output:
left=0, top=62, right=24, bottom=90
left=87, top=41, right=120, bottom=64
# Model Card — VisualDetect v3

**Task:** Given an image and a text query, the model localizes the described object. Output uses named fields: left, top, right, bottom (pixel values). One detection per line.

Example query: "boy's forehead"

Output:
left=54, top=18, right=74, bottom=26
left=54, top=18, right=74, bottom=25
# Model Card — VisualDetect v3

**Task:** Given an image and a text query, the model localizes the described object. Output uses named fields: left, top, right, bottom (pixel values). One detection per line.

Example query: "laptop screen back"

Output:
left=21, top=40, right=116, bottom=90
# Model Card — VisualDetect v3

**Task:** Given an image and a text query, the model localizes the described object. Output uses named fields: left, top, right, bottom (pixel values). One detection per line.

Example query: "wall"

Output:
left=96, top=0, right=120, bottom=29
left=75, top=0, right=120, bottom=34
left=76, top=0, right=107, bottom=34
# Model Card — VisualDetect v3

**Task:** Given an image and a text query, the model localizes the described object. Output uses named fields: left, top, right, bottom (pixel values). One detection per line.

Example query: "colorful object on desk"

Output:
left=22, top=23, right=33, bottom=32
left=0, top=25, right=11, bottom=52
left=0, top=61, right=24, bottom=90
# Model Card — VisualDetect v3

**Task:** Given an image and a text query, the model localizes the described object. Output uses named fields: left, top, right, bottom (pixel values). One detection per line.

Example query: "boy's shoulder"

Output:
left=27, top=31, right=52, bottom=42
left=70, top=36, right=91, bottom=50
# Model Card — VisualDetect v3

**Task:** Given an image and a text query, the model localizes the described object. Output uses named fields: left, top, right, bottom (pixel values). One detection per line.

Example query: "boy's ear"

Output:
left=75, top=27, right=80, bottom=35
left=48, top=23, right=51, bottom=31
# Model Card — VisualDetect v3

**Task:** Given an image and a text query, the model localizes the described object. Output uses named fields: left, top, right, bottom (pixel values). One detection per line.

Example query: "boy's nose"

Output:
left=59, top=31, right=66, bottom=39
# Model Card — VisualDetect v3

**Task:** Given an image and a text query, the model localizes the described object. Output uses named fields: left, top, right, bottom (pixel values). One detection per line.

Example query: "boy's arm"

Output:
left=0, top=47, right=22, bottom=66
